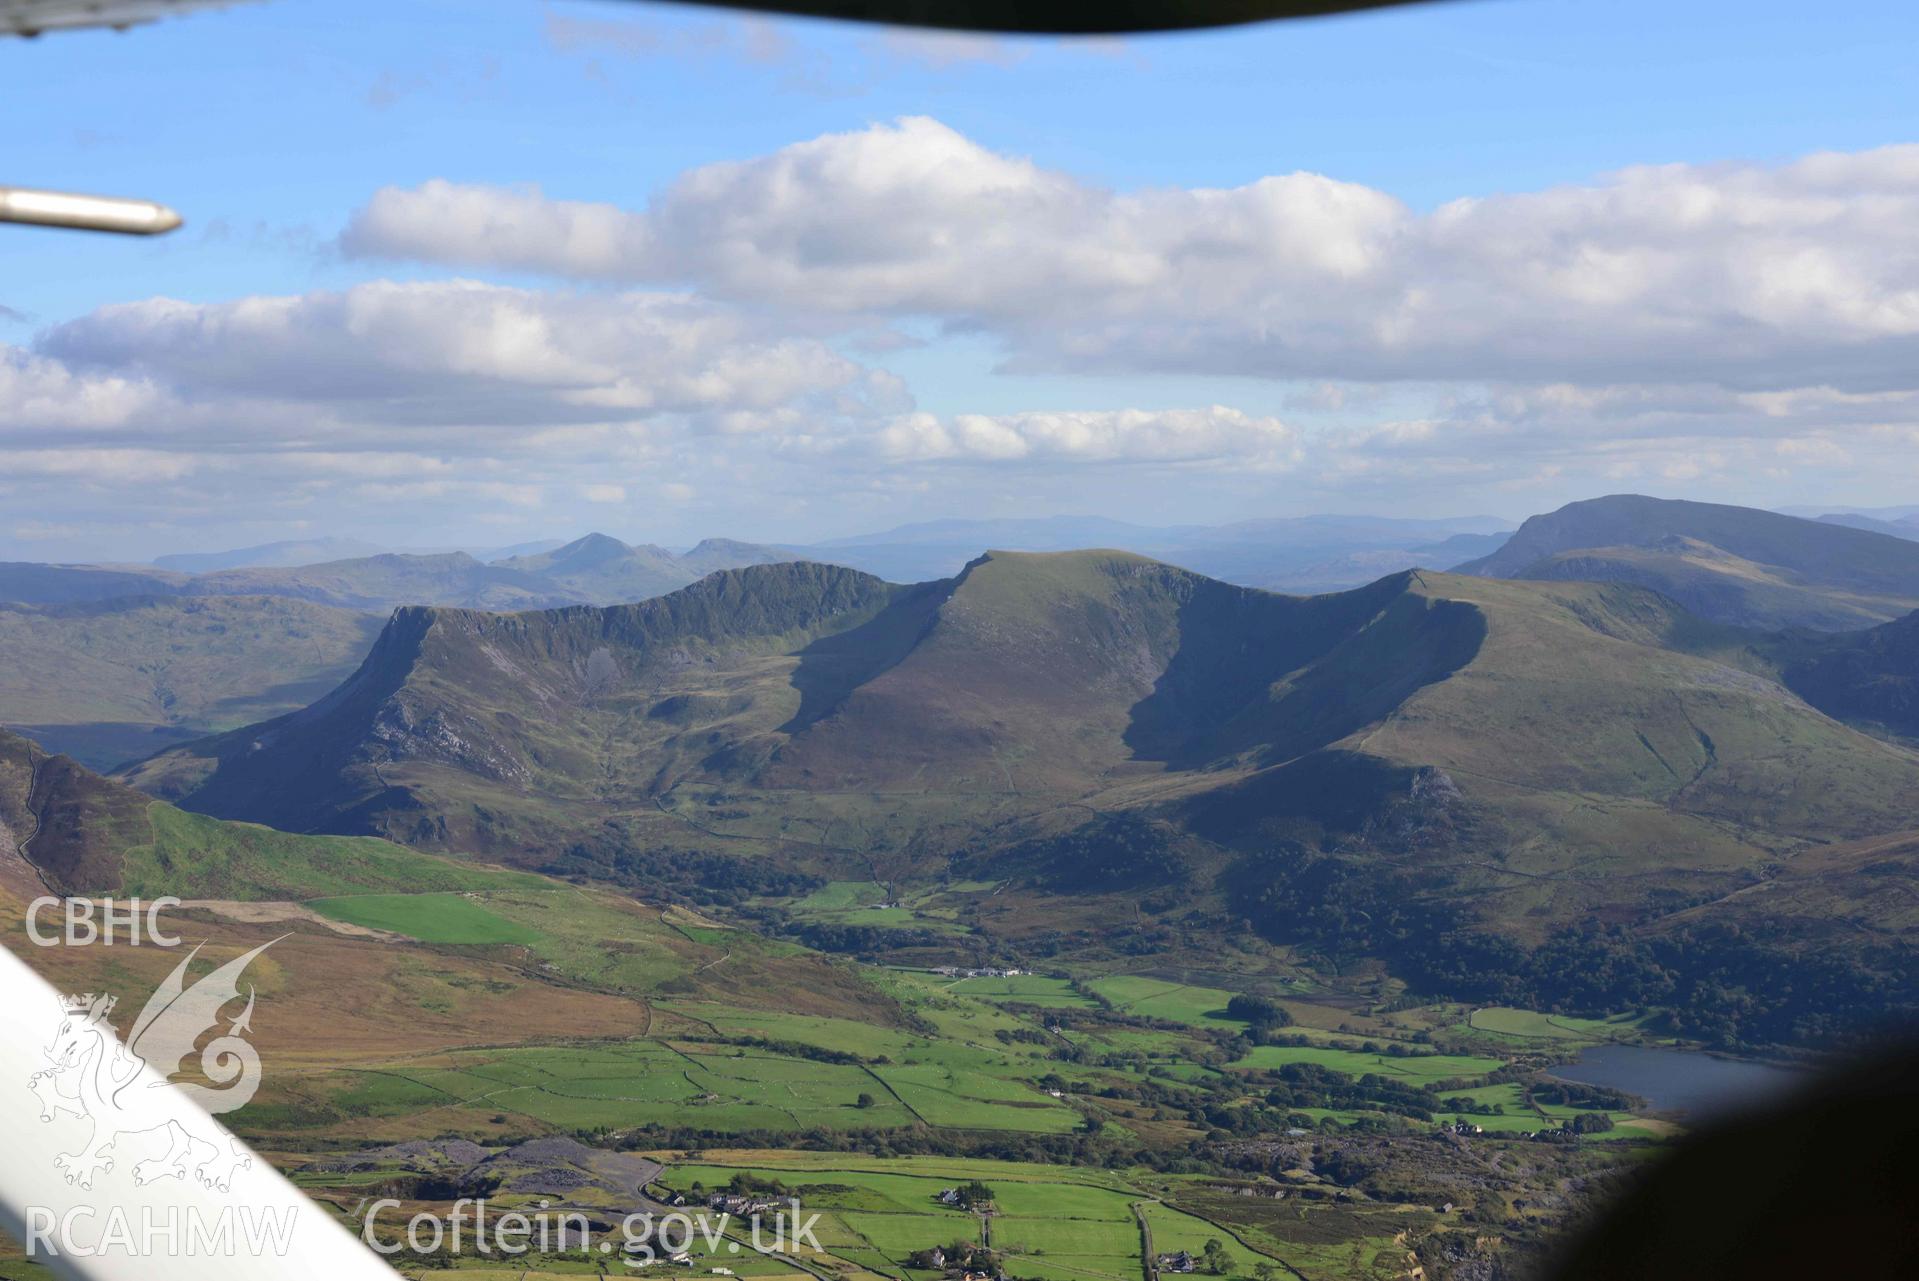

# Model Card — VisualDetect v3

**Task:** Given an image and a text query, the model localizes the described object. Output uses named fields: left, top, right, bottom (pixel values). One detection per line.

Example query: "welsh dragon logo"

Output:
left=27, top=938, right=279, bottom=1192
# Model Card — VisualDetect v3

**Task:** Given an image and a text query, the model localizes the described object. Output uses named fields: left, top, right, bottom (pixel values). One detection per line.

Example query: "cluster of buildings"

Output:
left=929, top=966, right=1027, bottom=978
left=1156, top=1251, right=1197, bottom=1273
left=708, top=1192, right=782, bottom=1217
left=915, top=1245, right=998, bottom=1281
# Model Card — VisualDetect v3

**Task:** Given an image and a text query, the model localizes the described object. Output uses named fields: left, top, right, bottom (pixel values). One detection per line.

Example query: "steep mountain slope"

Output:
left=128, top=554, right=1919, bottom=956
left=0, top=595, right=384, bottom=769
left=1457, top=495, right=1919, bottom=629
left=1776, top=608, right=1919, bottom=740
left=123, top=560, right=911, bottom=837
left=0, top=726, right=505, bottom=899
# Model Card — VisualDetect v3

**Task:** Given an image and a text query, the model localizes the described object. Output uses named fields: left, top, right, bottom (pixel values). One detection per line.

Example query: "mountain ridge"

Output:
left=1457, top=494, right=1919, bottom=629
left=123, top=553, right=1919, bottom=970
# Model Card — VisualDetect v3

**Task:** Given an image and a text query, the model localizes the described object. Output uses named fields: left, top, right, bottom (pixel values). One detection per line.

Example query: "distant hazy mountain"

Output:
left=676, top=537, right=807, bottom=575
left=153, top=537, right=393, bottom=573
left=1816, top=513, right=1919, bottom=542
left=151, top=536, right=575, bottom=574
left=1781, top=503, right=1919, bottom=522
left=491, top=534, right=798, bottom=605
left=29, top=517, right=1517, bottom=608
left=0, top=534, right=805, bottom=614
left=185, top=551, right=561, bottom=612
left=1457, top=495, right=1919, bottom=630
left=0, top=539, right=810, bottom=765
left=0, top=595, right=383, bottom=771
left=805, top=513, right=1512, bottom=590
left=471, top=538, right=567, bottom=561
left=0, top=561, right=191, bottom=605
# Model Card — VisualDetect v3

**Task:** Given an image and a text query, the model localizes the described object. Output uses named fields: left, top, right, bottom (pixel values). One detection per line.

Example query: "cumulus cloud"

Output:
left=343, top=119, right=1919, bottom=392
left=36, top=279, right=884, bottom=432
left=0, top=276, right=1324, bottom=557
left=0, top=347, right=169, bottom=435
left=5, top=280, right=1311, bottom=478
left=0, top=280, right=879, bottom=549
left=23, top=119, right=1919, bottom=557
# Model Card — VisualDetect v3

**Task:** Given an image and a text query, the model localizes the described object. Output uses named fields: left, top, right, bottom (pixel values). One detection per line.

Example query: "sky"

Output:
left=5, top=0, right=1919, bottom=561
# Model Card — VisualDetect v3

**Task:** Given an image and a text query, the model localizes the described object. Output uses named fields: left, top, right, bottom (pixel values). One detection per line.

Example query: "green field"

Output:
left=644, top=1155, right=1367, bottom=1281
left=314, top=1039, right=924, bottom=1133
left=306, top=892, right=544, bottom=944
left=1086, top=976, right=1245, bottom=1028
left=875, top=1063, right=1082, bottom=1133
left=945, top=974, right=1095, bottom=1008
left=1230, top=1045, right=1502, bottom=1084
left=1467, top=1007, right=1645, bottom=1041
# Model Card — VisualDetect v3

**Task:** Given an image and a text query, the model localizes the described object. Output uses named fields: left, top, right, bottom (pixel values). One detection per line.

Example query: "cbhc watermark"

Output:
left=25, top=896, right=181, bottom=947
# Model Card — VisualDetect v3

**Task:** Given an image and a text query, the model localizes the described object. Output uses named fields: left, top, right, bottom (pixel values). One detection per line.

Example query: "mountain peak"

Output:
left=549, top=532, right=633, bottom=562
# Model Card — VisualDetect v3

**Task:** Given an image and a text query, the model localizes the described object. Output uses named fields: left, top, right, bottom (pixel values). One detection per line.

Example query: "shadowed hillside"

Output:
left=0, top=725, right=521, bottom=899
left=1776, top=609, right=1919, bottom=741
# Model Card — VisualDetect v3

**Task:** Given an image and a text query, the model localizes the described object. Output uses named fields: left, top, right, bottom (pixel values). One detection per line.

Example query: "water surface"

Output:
left=1550, top=1043, right=1806, bottom=1120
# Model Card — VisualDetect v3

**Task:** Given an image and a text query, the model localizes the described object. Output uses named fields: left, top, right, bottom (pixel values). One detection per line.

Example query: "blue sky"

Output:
left=6, top=0, right=1919, bottom=557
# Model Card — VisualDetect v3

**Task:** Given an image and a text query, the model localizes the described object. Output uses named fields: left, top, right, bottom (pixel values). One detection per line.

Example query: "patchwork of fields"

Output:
left=61, top=874, right=1678, bottom=1281
left=629, top=1152, right=1422, bottom=1281
left=226, top=884, right=1671, bottom=1153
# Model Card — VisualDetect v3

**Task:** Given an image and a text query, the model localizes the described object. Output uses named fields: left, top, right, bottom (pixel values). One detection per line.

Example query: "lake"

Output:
left=1549, top=1043, right=1807, bottom=1120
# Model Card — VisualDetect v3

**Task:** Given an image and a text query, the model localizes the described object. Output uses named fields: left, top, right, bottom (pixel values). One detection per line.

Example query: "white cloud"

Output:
left=876, top=406, right=1301, bottom=465
left=36, top=280, right=878, bottom=431
left=0, top=347, right=168, bottom=433
left=23, top=119, right=1919, bottom=557
left=343, top=120, right=1919, bottom=392
left=0, top=276, right=1326, bottom=556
